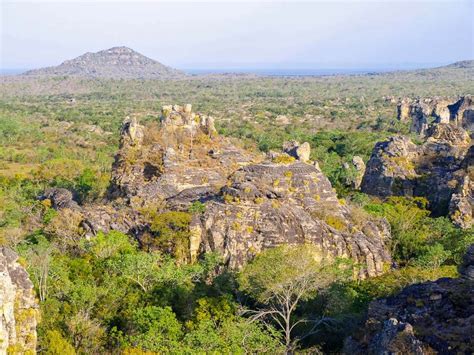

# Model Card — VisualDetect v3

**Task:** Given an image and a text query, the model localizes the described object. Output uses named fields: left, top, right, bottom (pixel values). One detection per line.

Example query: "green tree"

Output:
left=238, top=245, right=349, bottom=352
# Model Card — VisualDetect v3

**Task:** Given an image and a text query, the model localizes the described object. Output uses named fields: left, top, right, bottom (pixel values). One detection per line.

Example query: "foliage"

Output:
left=149, top=211, right=192, bottom=261
left=239, top=245, right=352, bottom=351
left=363, top=196, right=473, bottom=266
left=1, top=72, right=473, bottom=353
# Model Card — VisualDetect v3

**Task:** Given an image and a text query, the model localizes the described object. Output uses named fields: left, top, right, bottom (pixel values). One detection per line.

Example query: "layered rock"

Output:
left=0, top=248, right=38, bottom=354
left=361, top=123, right=472, bottom=224
left=190, top=160, right=391, bottom=277
left=344, top=244, right=474, bottom=354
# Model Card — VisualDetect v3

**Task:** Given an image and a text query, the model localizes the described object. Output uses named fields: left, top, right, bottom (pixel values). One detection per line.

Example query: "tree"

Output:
left=22, top=235, right=53, bottom=302
left=238, top=245, right=349, bottom=352
left=107, top=252, right=162, bottom=293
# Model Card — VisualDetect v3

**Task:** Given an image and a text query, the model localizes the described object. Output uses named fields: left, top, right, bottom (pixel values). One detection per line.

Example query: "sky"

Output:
left=1, top=0, right=473, bottom=70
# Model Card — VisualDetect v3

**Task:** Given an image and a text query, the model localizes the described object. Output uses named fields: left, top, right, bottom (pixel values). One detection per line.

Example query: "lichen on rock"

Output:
left=344, top=244, right=474, bottom=354
left=0, top=247, right=39, bottom=354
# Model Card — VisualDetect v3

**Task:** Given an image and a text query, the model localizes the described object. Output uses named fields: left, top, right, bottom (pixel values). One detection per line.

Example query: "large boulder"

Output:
left=282, top=140, right=311, bottom=162
left=0, top=247, right=39, bottom=354
left=344, top=245, right=474, bottom=354
left=41, top=187, right=79, bottom=210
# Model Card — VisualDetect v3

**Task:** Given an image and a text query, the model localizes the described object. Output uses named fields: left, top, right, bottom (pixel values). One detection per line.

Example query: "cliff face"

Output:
left=0, top=247, right=38, bottom=354
left=361, top=122, right=472, bottom=227
left=344, top=244, right=474, bottom=354
left=43, top=104, right=391, bottom=278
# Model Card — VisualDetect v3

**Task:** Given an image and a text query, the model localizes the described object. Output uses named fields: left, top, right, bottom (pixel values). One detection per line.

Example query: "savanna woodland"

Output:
left=0, top=50, right=473, bottom=354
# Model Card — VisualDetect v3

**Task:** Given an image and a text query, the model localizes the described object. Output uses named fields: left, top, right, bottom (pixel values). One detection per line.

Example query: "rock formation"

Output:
left=448, top=95, right=474, bottom=132
left=44, top=104, right=392, bottom=277
left=344, top=244, right=474, bottom=354
left=41, top=187, right=79, bottom=210
left=396, top=98, right=412, bottom=122
left=361, top=122, right=472, bottom=226
left=191, top=161, right=390, bottom=276
left=342, top=156, right=366, bottom=189
left=108, top=105, right=254, bottom=206
left=0, top=247, right=38, bottom=354
left=397, top=96, right=473, bottom=137
left=282, top=140, right=311, bottom=162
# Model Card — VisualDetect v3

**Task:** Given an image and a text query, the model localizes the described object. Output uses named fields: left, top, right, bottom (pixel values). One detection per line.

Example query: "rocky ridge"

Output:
left=0, top=248, right=38, bottom=354
left=344, top=244, right=474, bottom=354
left=24, top=46, right=184, bottom=79
left=42, top=104, right=391, bottom=277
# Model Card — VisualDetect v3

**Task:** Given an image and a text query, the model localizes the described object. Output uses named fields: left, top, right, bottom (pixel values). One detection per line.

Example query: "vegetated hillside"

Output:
left=441, top=59, right=474, bottom=69
left=23, top=46, right=184, bottom=79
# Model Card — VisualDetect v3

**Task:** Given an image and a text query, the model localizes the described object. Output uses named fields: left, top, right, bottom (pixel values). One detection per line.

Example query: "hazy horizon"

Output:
left=1, top=1, right=473, bottom=71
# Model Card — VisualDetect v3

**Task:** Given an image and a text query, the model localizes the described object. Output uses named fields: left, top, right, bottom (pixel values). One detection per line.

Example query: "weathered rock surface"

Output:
left=41, top=187, right=79, bottom=210
left=448, top=95, right=474, bottom=132
left=193, top=160, right=391, bottom=276
left=108, top=105, right=258, bottom=206
left=361, top=123, right=473, bottom=224
left=344, top=244, right=474, bottom=354
left=343, top=156, right=366, bottom=189
left=0, top=247, right=38, bottom=354
left=397, top=96, right=473, bottom=137
left=282, top=140, right=311, bottom=162
left=396, top=98, right=412, bottom=122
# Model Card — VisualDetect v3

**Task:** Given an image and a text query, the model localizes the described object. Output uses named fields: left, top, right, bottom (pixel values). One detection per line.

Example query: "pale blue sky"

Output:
left=1, top=1, right=473, bottom=70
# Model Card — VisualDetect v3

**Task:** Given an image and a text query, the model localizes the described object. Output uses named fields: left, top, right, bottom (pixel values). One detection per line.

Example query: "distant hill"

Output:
left=440, top=60, right=474, bottom=69
left=23, top=46, right=184, bottom=79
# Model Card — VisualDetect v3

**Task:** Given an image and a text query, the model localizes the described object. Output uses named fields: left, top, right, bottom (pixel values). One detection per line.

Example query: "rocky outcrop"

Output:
left=108, top=105, right=257, bottom=206
left=397, top=96, right=473, bottom=137
left=43, top=104, right=391, bottom=277
left=361, top=135, right=419, bottom=198
left=361, top=123, right=472, bottom=223
left=120, top=116, right=144, bottom=147
left=344, top=244, right=474, bottom=354
left=193, top=160, right=391, bottom=277
left=0, top=247, right=38, bottom=354
left=448, top=95, right=474, bottom=132
left=396, top=98, right=412, bottom=122
left=343, top=156, right=366, bottom=189
left=41, top=187, right=79, bottom=210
